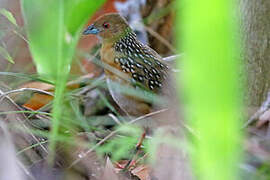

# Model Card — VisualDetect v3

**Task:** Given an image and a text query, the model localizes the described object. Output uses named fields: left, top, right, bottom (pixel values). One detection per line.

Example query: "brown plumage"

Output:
left=83, top=13, right=171, bottom=117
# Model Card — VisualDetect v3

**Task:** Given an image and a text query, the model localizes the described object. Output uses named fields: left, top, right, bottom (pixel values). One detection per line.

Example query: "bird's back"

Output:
left=101, top=30, right=173, bottom=117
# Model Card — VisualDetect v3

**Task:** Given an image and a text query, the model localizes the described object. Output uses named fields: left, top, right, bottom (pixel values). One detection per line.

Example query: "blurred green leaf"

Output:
left=21, top=0, right=105, bottom=81
left=0, top=46, right=14, bottom=64
left=21, top=0, right=105, bottom=161
left=0, top=8, right=18, bottom=26
left=64, top=0, right=102, bottom=35
left=178, top=0, right=243, bottom=180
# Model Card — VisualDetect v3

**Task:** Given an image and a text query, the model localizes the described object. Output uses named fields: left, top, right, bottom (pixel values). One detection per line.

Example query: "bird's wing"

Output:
left=114, top=40, right=170, bottom=94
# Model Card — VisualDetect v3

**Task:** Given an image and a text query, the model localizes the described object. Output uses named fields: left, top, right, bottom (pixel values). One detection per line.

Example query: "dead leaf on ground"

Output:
left=257, top=109, right=270, bottom=128
left=131, top=165, right=151, bottom=180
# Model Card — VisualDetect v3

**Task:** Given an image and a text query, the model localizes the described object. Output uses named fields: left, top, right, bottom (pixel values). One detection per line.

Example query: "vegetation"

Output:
left=179, top=0, right=242, bottom=179
left=0, top=0, right=269, bottom=179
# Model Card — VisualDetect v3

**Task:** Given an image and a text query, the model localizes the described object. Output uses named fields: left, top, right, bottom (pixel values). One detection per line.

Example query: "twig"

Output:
left=133, top=153, right=148, bottom=166
left=128, top=108, right=168, bottom=124
left=68, top=130, right=117, bottom=168
left=163, top=54, right=184, bottom=62
left=108, top=113, right=122, bottom=125
left=0, top=88, right=54, bottom=103
left=144, top=25, right=177, bottom=53
left=75, top=75, right=106, bottom=96
left=12, top=30, right=29, bottom=44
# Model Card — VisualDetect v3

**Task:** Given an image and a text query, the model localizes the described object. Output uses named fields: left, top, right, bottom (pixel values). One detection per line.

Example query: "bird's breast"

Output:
left=101, top=42, right=115, bottom=65
left=100, top=42, right=121, bottom=79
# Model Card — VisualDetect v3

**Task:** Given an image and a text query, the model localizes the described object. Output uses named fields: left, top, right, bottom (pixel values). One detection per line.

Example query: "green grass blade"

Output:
left=0, top=46, right=14, bottom=64
left=0, top=8, right=18, bottom=26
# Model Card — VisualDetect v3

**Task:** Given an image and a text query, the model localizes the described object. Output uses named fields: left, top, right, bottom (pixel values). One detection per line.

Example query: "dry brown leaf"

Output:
left=19, top=79, right=83, bottom=110
left=257, top=109, right=270, bottom=128
left=131, top=165, right=150, bottom=180
left=23, top=93, right=53, bottom=110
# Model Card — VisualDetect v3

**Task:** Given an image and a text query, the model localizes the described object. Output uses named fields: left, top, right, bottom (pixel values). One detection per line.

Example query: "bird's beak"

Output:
left=83, top=24, right=100, bottom=35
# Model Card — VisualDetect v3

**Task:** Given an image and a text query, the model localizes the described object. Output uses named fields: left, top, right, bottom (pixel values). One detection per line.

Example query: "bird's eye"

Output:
left=103, top=22, right=110, bottom=29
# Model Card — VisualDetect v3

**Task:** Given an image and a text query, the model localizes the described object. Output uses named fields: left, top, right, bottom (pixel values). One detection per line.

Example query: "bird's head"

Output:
left=83, top=13, right=131, bottom=42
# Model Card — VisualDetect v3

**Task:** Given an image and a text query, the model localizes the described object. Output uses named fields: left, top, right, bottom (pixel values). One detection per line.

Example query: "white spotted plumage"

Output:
left=113, top=30, right=169, bottom=92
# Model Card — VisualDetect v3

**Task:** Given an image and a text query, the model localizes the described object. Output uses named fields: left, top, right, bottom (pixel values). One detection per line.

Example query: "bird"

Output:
left=83, top=13, right=181, bottom=171
left=83, top=13, right=172, bottom=118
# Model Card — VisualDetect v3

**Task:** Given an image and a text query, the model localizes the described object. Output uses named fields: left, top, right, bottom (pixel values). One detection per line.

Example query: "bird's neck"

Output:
left=103, top=27, right=135, bottom=44
left=118, top=27, right=135, bottom=40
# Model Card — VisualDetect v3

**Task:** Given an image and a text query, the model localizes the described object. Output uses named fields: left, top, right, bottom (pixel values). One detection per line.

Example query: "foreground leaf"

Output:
left=21, top=0, right=105, bottom=161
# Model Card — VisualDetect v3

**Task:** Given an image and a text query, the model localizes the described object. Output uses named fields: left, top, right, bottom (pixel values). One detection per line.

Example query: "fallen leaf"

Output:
left=23, top=93, right=53, bottom=110
left=131, top=165, right=151, bottom=180
left=257, top=109, right=270, bottom=128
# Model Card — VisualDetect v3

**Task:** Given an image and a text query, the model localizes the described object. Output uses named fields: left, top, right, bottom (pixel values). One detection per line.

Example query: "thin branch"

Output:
left=108, top=113, right=122, bottom=125
left=144, top=25, right=177, bottom=53
left=163, top=54, right=184, bottom=62
left=0, top=88, right=54, bottom=103
left=128, top=108, right=168, bottom=124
